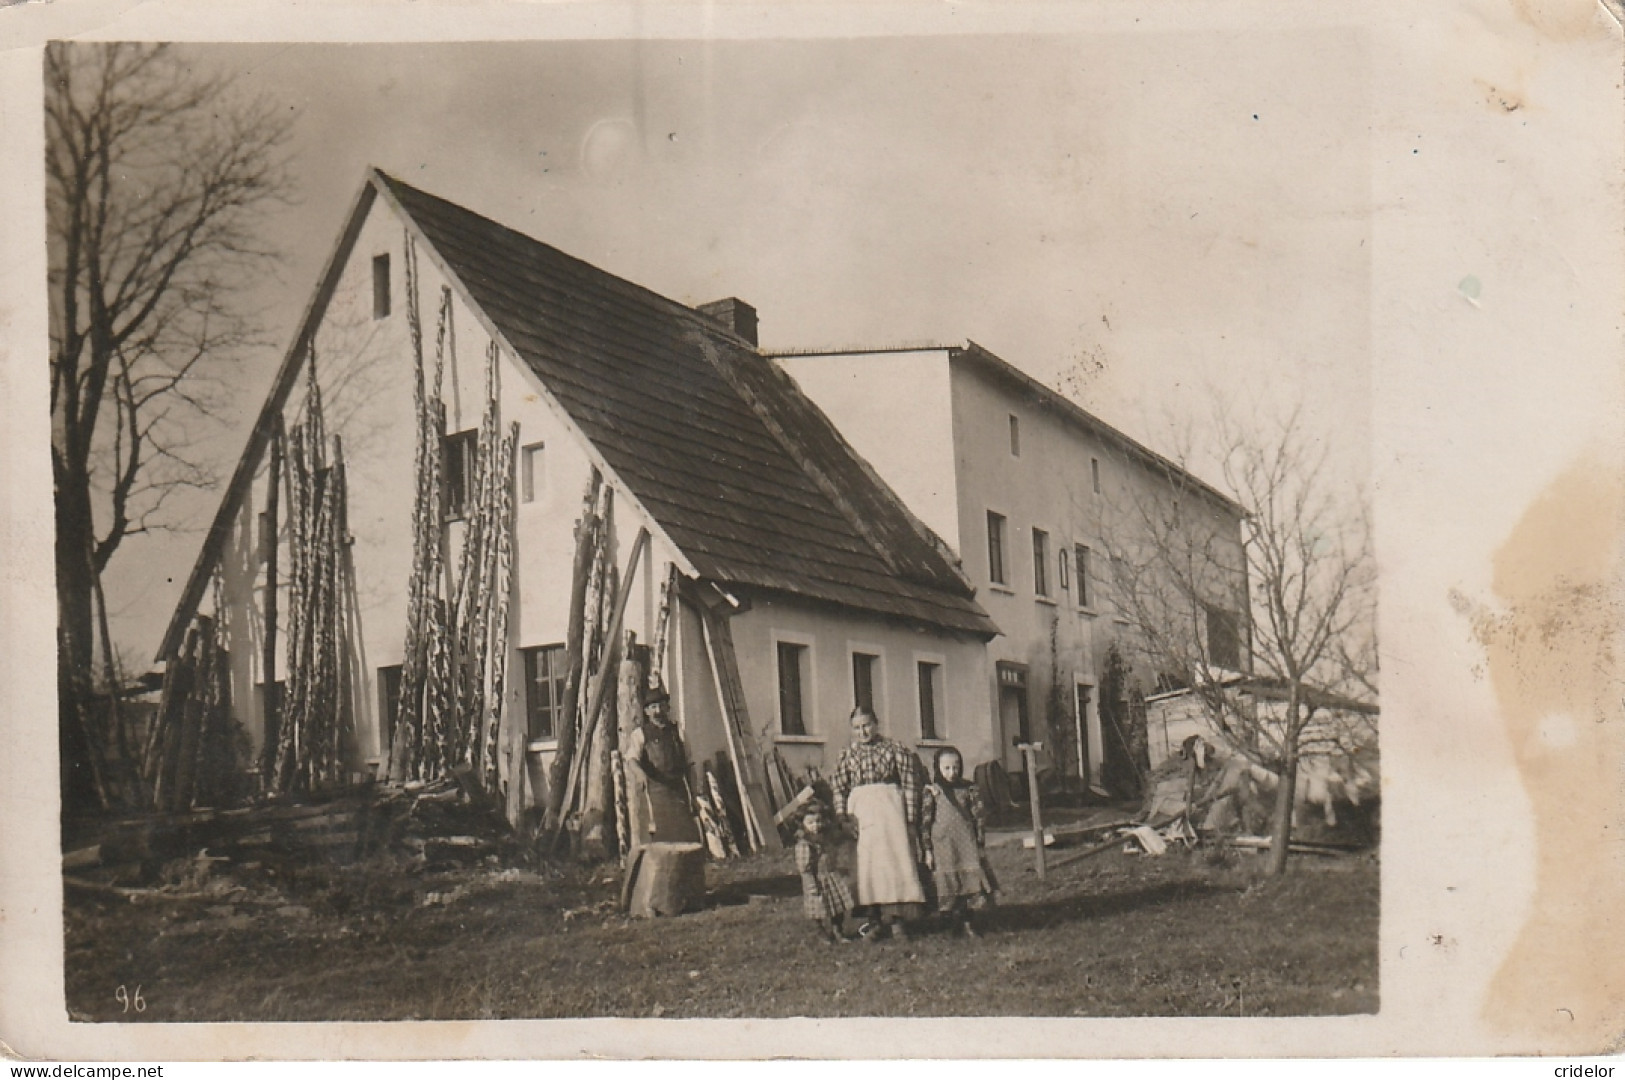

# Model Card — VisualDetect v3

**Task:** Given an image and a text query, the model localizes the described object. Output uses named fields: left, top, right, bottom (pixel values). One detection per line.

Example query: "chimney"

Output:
left=697, top=297, right=758, bottom=347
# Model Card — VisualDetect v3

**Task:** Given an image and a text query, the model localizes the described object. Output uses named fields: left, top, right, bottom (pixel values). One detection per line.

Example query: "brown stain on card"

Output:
left=1473, top=453, right=1625, bottom=1051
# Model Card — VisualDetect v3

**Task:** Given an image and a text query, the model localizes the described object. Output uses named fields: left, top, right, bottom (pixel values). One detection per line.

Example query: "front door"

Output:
left=996, top=661, right=1030, bottom=773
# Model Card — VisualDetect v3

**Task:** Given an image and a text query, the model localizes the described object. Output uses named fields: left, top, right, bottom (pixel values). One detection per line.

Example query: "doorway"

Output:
left=996, top=661, right=1030, bottom=774
left=1074, top=682, right=1094, bottom=786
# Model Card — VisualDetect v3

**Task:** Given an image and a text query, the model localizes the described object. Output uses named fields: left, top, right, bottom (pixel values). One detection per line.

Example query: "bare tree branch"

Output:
left=1098, top=399, right=1376, bottom=873
left=49, top=41, right=296, bottom=813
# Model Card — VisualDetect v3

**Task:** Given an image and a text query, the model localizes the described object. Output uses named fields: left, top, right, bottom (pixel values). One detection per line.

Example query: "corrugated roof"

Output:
left=374, top=171, right=995, bottom=638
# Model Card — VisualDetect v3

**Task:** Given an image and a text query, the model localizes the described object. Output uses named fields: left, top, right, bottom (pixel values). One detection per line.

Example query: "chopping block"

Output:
left=626, top=841, right=707, bottom=917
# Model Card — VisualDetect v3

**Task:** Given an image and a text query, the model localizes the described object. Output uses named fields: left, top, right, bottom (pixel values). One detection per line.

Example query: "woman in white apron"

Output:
left=831, top=706, right=928, bottom=941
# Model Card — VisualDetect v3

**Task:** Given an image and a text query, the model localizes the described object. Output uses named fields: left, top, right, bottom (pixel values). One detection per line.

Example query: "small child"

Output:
left=921, top=746, right=996, bottom=936
left=794, top=799, right=854, bottom=944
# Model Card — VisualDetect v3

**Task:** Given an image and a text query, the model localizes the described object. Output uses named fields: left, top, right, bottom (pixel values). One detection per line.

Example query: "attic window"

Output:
left=521, top=442, right=545, bottom=503
left=1091, top=457, right=1101, bottom=495
left=372, top=254, right=391, bottom=319
left=1009, top=414, right=1021, bottom=457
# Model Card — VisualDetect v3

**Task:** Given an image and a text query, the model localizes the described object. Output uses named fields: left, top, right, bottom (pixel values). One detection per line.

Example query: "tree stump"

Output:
left=626, top=841, right=706, bottom=918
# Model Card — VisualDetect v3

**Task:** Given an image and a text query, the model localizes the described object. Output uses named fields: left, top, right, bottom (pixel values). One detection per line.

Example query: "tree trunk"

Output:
left=1268, top=698, right=1302, bottom=875
left=56, top=456, right=107, bottom=816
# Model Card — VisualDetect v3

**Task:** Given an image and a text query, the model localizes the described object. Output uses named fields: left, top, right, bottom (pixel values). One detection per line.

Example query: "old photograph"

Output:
left=5, top=0, right=1622, bottom=1062
left=48, top=30, right=1377, bottom=1023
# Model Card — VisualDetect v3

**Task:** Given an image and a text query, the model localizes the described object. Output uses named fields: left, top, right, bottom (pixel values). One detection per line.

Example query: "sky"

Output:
left=100, top=30, right=1372, bottom=662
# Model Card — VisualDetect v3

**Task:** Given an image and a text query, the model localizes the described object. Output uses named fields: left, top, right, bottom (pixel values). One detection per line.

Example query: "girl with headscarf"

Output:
left=921, top=745, right=997, bottom=936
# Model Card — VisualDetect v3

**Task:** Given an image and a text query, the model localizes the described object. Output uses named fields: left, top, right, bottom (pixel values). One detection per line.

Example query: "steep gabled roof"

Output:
left=162, top=170, right=997, bottom=658
left=371, top=172, right=993, bottom=637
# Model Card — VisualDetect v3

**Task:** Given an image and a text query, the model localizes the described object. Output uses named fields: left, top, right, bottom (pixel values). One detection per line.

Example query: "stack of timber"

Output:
left=386, top=256, right=519, bottom=803
left=61, top=774, right=530, bottom=889
left=270, top=357, right=357, bottom=795
left=542, top=474, right=652, bottom=858
left=141, top=610, right=244, bottom=814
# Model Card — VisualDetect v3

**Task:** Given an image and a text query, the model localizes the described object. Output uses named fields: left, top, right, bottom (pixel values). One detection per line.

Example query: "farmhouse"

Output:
left=775, top=345, right=1249, bottom=793
left=157, top=169, right=997, bottom=844
left=157, top=168, right=1252, bottom=852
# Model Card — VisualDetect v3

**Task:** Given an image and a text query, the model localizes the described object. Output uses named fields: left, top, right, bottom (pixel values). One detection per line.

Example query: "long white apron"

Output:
left=848, top=782, right=926, bottom=906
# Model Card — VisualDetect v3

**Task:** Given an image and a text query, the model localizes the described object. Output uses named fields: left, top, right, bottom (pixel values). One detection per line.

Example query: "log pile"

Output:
left=386, top=243, right=519, bottom=801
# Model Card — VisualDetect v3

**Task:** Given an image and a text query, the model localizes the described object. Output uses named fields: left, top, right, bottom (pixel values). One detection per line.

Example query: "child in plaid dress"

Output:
left=794, top=801, right=854, bottom=943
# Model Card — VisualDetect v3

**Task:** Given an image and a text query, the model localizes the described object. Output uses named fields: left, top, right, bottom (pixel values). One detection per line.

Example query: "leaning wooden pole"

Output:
left=551, top=526, right=649, bottom=851
left=261, top=421, right=283, bottom=781
left=543, top=472, right=602, bottom=832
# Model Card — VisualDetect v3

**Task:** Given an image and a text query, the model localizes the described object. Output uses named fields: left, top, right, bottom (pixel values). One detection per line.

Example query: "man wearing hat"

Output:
left=622, top=677, right=701, bottom=847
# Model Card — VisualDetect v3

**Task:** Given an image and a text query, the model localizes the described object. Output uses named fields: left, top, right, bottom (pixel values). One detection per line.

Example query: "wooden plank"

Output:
left=696, top=602, right=781, bottom=851
left=552, top=527, right=649, bottom=848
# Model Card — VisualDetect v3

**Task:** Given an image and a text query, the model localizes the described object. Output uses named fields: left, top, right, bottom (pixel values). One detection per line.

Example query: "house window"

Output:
left=987, top=511, right=1007, bottom=586
left=1009, top=414, right=1021, bottom=457
left=376, top=666, right=402, bottom=748
left=917, top=660, right=943, bottom=741
left=1091, top=457, right=1101, bottom=495
left=1205, top=604, right=1242, bottom=671
left=1075, top=544, right=1092, bottom=608
left=852, top=651, right=879, bottom=713
left=522, top=644, right=568, bottom=741
left=1058, top=548, right=1070, bottom=592
left=443, top=429, right=478, bottom=520
left=1033, top=528, right=1050, bottom=596
left=372, top=254, right=391, bottom=319
left=521, top=442, right=544, bottom=503
left=777, top=641, right=808, bottom=736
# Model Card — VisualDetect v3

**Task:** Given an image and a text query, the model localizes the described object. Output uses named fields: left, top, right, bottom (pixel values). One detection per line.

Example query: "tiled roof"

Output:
left=375, top=171, right=995, bottom=638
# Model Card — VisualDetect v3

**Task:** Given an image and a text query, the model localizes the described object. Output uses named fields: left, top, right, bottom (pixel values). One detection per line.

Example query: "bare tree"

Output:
left=47, top=42, right=294, bottom=811
left=1101, top=404, right=1376, bottom=874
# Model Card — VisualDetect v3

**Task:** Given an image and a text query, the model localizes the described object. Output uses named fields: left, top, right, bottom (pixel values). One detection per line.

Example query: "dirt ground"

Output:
left=63, top=825, right=1378, bottom=1021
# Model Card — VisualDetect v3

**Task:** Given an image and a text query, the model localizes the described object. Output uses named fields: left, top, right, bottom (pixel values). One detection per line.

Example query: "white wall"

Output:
left=212, top=193, right=688, bottom=800
left=775, top=350, right=962, bottom=551
left=729, top=596, right=992, bottom=776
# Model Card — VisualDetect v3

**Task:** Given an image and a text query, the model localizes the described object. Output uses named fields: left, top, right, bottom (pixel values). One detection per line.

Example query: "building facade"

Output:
left=776, top=344, right=1249, bottom=789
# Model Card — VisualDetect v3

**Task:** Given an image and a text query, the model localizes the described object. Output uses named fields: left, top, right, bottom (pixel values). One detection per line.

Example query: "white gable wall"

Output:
left=211, top=195, right=690, bottom=802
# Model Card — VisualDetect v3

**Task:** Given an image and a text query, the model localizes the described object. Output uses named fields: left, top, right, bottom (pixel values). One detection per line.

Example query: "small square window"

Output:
left=521, top=442, right=544, bottom=503
left=372, top=254, right=391, bottom=319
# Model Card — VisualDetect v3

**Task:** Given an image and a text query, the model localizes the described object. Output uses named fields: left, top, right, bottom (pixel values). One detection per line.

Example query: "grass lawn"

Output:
left=64, top=835, right=1377, bottom=1022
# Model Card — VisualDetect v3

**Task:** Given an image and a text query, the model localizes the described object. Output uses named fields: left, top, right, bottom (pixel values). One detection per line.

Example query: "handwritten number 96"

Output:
left=115, top=984, right=145, bottom=1013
